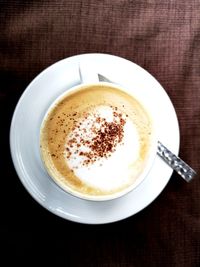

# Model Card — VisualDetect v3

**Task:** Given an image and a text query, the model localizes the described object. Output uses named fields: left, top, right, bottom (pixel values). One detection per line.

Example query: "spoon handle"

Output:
left=157, top=141, right=196, bottom=182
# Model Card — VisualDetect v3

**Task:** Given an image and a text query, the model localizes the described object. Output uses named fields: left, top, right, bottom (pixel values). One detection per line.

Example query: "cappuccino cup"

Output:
left=40, top=80, right=157, bottom=201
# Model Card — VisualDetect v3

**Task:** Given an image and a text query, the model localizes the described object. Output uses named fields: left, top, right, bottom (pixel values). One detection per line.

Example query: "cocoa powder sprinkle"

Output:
left=66, top=108, right=126, bottom=166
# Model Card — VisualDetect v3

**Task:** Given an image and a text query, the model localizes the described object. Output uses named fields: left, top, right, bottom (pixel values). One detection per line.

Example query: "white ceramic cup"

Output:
left=40, top=63, right=158, bottom=201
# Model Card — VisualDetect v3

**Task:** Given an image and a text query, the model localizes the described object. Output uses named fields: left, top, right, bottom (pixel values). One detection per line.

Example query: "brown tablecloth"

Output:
left=1, top=1, right=200, bottom=266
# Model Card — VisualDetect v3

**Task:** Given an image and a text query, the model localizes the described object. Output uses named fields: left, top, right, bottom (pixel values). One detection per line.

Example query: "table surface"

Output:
left=1, top=1, right=200, bottom=266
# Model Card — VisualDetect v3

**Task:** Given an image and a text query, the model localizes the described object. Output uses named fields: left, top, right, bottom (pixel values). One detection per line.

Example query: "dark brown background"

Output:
left=1, top=1, right=200, bottom=266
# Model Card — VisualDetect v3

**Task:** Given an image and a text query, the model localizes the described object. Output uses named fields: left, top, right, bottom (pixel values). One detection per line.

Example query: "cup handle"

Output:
left=79, top=60, right=99, bottom=84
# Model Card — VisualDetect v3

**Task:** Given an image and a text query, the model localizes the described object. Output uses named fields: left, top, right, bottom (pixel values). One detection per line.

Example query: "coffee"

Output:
left=40, top=83, right=153, bottom=198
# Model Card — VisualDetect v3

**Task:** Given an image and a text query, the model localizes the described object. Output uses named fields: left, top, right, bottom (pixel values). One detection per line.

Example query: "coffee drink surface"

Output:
left=40, top=84, right=153, bottom=197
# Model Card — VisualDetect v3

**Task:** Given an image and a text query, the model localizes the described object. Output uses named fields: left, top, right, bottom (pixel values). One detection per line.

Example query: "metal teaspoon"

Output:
left=97, top=73, right=197, bottom=182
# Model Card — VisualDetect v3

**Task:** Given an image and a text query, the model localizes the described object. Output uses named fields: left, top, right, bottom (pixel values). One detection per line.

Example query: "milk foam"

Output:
left=64, top=105, right=140, bottom=192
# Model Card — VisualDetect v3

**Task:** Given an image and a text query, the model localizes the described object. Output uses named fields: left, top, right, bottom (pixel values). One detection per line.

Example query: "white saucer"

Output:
left=10, top=53, right=180, bottom=224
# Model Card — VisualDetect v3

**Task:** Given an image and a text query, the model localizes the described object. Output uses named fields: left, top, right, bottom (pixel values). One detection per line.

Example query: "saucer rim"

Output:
left=10, top=53, right=180, bottom=224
